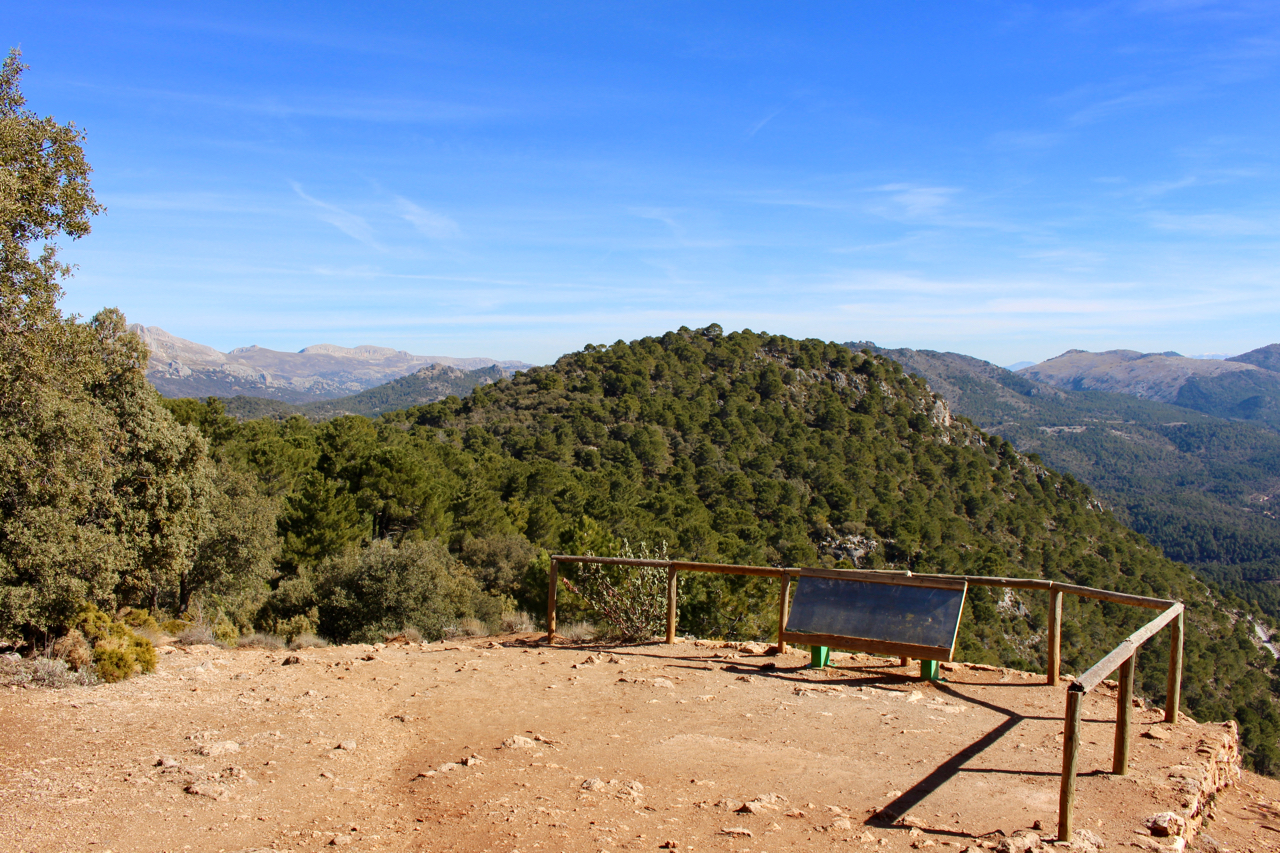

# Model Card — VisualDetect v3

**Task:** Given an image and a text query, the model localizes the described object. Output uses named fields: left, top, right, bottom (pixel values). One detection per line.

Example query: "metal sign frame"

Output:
left=778, top=568, right=968, bottom=662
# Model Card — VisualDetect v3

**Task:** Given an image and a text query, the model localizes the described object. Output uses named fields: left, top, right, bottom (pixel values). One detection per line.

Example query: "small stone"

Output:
left=503, top=735, right=536, bottom=749
left=720, top=827, right=753, bottom=838
left=652, top=678, right=675, bottom=688
left=155, top=756, right=180, bottom=768
left=198, top=741, right=240, bottom=757
left=337, top=740, right=356, bottom=751
left=184, top=781, right=228, bottom=800
left=330, top=836, right=352, bottom=846
left=462, top=754, right=483, bottom=766
left=438, top=762, right=461, bottom=772
left=1142, top=728, right=1171, bottom=741
left=994, top=831, right=1041, bottom=853
left=832, top=817, right=853, bottom=830
left=581, top=777, right=607, bottom=791
left=281, top=655, right=301, bottom=665
left=784, top=809, right=806, bottom=818
left=659, top=842, right=679, bottom=850
left=1144, top=812, right=1185, bottom=838
left=1073, top=828, right=1105, bottom=850
left=736, top=802, right=766, bottom=815
left=320, top=771, right=335, bottom=780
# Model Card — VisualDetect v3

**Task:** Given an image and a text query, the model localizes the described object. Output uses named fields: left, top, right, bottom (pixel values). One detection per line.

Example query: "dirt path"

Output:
left=0, top=636, right=1260, bottom=852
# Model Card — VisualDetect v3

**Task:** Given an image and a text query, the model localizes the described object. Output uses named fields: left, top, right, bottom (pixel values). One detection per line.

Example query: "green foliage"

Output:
left=561, top=534, right=670, bottom=642
left=853, top=342, right=1280, bottom=626
left=73, top=603, right=156, bottom=683
left=303, top=538, right=502, bottom=644
left=0, top=53, right=219, bottom=641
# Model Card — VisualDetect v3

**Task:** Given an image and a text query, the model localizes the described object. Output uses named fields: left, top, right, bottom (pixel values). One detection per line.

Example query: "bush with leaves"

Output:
left=73, top=603, right=156, bottom=683
left=305, top=538, right=504, bottom=644
left=561, top=540, right=670, bottom=642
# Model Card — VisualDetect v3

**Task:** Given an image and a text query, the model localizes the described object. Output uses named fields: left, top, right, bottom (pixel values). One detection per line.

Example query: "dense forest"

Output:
left=854, top=343, right=1280, bottom=621
left=5, top=48, right=1280, bottom=773
left=147, top=327, right=1280, bottom=772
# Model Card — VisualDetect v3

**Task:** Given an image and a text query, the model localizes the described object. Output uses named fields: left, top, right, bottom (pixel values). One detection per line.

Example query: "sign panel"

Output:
left=785, top=576, right=967, bottom=657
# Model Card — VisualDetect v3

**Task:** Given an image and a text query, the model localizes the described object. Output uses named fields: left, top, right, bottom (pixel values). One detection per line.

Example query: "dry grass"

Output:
left=0, top=654, right=100, bottom=689
left=176, top=624, right=216, bottom=646
left=288, top=633, right=329, bottom=650
left=561, top=621, right=596, bottom=643
left=500, top=612, right=535, bottom=633
left=237, top=632, right=285, bottom=650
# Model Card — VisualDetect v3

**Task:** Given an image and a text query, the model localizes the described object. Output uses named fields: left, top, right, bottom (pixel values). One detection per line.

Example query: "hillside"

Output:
left=134, top=324, right=531, bottom=403
left=177, top=326, right=1280, bottom=771
left=846, top=341, right=1280, bottom=620
left=1018, top=345, right=1280, bottom=431
left=214, top=363, right=507, bottom=421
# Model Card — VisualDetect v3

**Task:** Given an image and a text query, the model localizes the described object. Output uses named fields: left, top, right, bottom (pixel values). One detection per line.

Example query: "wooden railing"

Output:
left=547, top=555, right=1185, bottom=842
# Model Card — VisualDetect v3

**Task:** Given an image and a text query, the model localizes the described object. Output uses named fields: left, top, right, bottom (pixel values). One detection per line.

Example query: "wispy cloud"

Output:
left=1147, top=210, right=1280, bottom=235
left=290, top=182, right=384, bottom=250
left=79, top=82, right=504, bottom=124
left=395, top=198, right=462, bottom=240
left=869, top=184, right=960, bottom=220
left=747, top=108, right=783, bottom=137
left=1068, top=84, right=1202, bottom=125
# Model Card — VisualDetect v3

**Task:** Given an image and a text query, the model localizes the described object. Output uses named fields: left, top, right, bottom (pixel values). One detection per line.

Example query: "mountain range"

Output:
left=847, top=340, right=1280, bottom=619
left=133, top=325, right=532, bottom=404
left=1016, top=345, right=1280, bottom=431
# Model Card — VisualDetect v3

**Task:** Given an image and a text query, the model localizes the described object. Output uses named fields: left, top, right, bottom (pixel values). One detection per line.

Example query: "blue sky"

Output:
left=12, top=2, right=1280, bottom=365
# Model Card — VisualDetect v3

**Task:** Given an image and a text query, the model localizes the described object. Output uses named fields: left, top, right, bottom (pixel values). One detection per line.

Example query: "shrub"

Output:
left=237, top=632, right=284, bottom=650
left=119, top=607, right=160, bottom=635
left=289, top=632, right=329, bottom=650
left=161, top=618, right=191, bottom=635
left=51, top=630, right=92, bottom=671
left=386, top=627, right=423, bottom=643
left=176, top=624, right=215, bottom=646
left=560, top=541, right=669, bottom=642
left=70, top=603, right=156, bottom=682
left=309, top=539, right=504, bottom=644
left=561, top=621, right=596, bottom=643
left=92, top=638, right=135, bottom=683
left=0, top=655, right=99, bottom=689
left=500, top=611, right=535, bottom=633
left=457, top=617, right=489, bottom=637
left=212, top=616, right=239, bottom=646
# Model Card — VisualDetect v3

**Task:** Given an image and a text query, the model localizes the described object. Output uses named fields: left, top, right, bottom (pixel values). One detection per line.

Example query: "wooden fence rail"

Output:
left=545, top=555, right=1185, bottom=842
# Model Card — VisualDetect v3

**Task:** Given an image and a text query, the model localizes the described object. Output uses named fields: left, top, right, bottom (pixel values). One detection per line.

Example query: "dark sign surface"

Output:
left=785, top=576, right=966, bottom=652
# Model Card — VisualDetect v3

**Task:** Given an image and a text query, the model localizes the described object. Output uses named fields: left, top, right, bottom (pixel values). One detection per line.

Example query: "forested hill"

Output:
left=176, top=325, right=1280, bottom=771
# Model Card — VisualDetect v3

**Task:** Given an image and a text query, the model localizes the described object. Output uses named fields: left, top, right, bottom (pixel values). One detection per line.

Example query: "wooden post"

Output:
left=1058, top=690, right=1083, bottom=842
left=546, top=559, right=559, bottom=643
left=665, top=567, right=678, bottom=644
left=775, top=572, right=791, bottom=654
left=1165, top=608, right=1183, bottom=724
left=1047, top=588, right=1063, bottom=686
left=1113, top=655, right=1134, bottom=775
left=899, top=656, right=910, bottom=668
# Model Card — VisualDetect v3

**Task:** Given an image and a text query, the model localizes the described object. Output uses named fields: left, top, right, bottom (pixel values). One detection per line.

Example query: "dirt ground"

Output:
left=0, top=635, right=1272, bottom=853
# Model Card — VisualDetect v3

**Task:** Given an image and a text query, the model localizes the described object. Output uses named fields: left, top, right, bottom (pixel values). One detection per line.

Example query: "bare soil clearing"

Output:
left=0, top=637, right=1260, bottom=852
